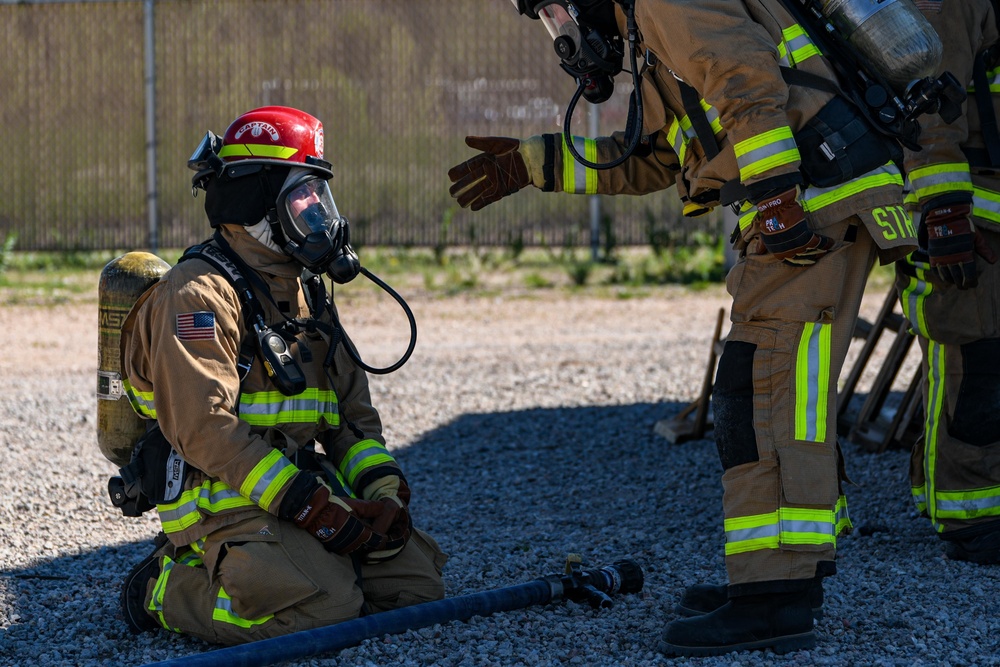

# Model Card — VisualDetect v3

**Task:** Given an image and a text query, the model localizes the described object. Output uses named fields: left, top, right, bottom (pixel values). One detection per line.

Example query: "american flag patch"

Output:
left=176, top=311, right=216, bottom=341
left=912, top=0, right=942, bottom=13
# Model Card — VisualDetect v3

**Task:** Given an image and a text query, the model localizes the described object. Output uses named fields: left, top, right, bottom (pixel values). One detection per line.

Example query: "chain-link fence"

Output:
left=0, top=0, right=723, bottom=252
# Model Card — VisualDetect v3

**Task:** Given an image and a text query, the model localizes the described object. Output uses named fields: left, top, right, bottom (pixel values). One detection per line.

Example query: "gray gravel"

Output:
left=2, top=280, right=999, bottom=667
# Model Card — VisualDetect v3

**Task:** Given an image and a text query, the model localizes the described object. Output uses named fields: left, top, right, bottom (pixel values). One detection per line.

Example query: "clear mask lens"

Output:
left=282, top=178, right=341, bottom=239
left=538, top=3, right=580, bottom=43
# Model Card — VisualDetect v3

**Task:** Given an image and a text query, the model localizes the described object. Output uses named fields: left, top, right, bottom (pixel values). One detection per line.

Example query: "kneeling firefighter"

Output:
left=106, top=105, right=446, bottom=646
left=446, top=0, right=955, bottom=657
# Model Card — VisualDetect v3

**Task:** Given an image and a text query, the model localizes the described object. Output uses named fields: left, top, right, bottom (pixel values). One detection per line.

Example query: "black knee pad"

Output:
left=953, top=338, right=1000, bottom=447
left=713, top=341, right=759, bottom=470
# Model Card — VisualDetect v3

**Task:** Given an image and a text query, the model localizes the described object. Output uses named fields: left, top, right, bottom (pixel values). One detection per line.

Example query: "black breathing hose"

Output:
left=562, top=5, right=644, bottom=170
left=332, top=266, right=417, bottom=375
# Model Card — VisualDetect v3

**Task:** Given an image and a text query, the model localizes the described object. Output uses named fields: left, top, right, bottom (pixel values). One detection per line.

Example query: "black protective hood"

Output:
left=204, top=166, right=290, bottom=228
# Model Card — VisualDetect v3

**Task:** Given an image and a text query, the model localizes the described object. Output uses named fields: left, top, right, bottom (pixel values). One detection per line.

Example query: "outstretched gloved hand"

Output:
left=448, top=136, right=533, bottom=211
left=924, top=200, right=998, bottom=289
left=755, top=188, right=835, bottom=266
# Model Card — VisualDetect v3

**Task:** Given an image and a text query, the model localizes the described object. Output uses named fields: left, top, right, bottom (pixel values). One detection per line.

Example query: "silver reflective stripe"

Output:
left=973, top=188, right=1000, bottom=224
left=727, top=523, right=779, bottom=543
left=216, top=595, right=235, bottom=614
left=924, top=341, right=945, bottom=526
left=344, top=442, right=389, bottom=477
left=937, top=495, right=1000, bottom=514
left=783, top=518, right=833, bottom=536
left=157, top=485, right=246, bottom=527
left=735, top=135, right=798, bottom=176
left=803, top=327, right=822, bottom=442
left=903, top=270, right=931, bottom=336
left=238, top=395, right=335, bottom=418
left=910, top=169, right=972, bottom=195
left=245, top=456, right=292, bottom=505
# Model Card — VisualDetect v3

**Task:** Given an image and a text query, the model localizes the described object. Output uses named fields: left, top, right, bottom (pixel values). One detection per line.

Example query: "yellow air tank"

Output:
left=97, top=252, right=170, bottom=467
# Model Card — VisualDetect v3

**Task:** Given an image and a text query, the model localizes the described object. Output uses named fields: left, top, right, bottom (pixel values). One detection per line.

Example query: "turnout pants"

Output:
left=717, top=214, right=879, bottom=595
left=142, top=514, right=447, bottom=646
left=895, top=226, right=1000, bottom=535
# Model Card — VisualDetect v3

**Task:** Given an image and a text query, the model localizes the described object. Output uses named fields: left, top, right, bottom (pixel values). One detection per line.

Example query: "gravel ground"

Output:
left=2, top=274, right=999, bottom=667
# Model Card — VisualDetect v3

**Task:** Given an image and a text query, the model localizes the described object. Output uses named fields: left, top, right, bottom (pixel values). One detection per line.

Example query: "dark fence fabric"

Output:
left=0, top=0, right=724, bottom=252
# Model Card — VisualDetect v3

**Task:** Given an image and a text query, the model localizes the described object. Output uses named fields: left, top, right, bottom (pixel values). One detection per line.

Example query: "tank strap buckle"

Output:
left=97, top=370, right=125, bottom=401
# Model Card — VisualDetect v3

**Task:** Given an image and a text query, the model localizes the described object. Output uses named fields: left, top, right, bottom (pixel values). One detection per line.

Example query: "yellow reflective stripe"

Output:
left=898, top=264, right=932, bottom=338
left=908, top=162, right=973, bottom=201
left=968, top=66, right=1000, bottom=93
left=724, top=506, right=840, bottom=556
left=584, top=139, right=598, bottom=193
left=800, top=164, right=903, bottom=212
left=157, top=481, right=256, bottom=534
left=123, top=379, right=157, bottom=419
left=724, top=513, right=779, bottom=555
left=835, top=495, right=852, bottom=534
left=217, top=143, right=298, bottom=160
left=240, top=449, right=298, bottom=510
left=175, top=550, right=204, bottom=567
left=973, top=185, right=1000, bottom=225
left=738, top=200, right=756, bottom=232
left=238, top=388, right=339, bottom=427
left=912, top=484, right=927, bottom=514
left=934, top=486, right=1000, bottom=519
left=667, top=120, right=687, bottom=164
left=696, top=99, right=724, bottom=135
left=342, top=438, right=396, bottom=487
left=560, top=135, right=599, bottom=194
left=923, top=340, right=946, bottom=531
left=147, top=553, right=194, bottom=633
left=187, top=537, right=207, bottom=557
left=148, top=556, right=172, bottom=630
left=794, top=322, right=831, bottom=443
left=733, top=126, right=799, bottom=180
left=213, top=586, right=274, bottom=629
left=669, top=99, right=723, bottom=158
left=781, top=25, right=821, bottom=65
left=777, top=41, right=790, bottom=67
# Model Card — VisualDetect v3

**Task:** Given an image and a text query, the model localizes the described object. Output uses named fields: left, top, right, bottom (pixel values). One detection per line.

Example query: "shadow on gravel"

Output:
left=6, top=398, right=1000, bottom=666
left=1, top=400, right=723, bottom=665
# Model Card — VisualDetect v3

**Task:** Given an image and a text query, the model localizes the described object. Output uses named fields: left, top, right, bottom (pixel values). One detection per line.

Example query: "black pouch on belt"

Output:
left=795, top=95, right=903, bottom=188
left=121, top=423, right=190, bottom=505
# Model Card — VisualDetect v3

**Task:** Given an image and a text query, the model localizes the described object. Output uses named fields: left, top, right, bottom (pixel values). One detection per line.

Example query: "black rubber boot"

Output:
left=943, top=521, right=1000, bottom=564
left=120, top=532, right=169, bottom=634
left=658, top=591, right=816, bottom=658
left=674, top=578, right=825, bottom=620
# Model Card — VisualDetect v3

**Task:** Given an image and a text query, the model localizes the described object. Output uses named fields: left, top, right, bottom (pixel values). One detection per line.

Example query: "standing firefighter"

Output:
left=896, top=0, right=1000, bottom=562
left=447, top=0, right=937, bottom=657
left=115, top=106, right=446, bottom=645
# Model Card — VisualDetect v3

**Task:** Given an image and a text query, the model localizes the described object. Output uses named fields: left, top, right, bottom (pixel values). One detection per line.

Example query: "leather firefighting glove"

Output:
left=278, top=472, right=392, bottom=555
left=755, top=188, right=835, bottom=266
left=448, top=136, right=546, bottom=211
left=922, top=197, right=998, bottom=289
left=360, top=475, right=413, bottom=564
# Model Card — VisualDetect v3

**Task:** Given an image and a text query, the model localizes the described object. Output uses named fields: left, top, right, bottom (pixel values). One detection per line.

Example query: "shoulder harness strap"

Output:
left=178, top=240, right=263, bottom=384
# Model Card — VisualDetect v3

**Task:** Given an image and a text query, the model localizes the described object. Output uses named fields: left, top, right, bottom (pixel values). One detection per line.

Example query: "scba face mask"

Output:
left=514, top=0, right=623, bottom=103
left=276, top=169, right=360, bottom=283
left=513, top=0, right=644, bottom=170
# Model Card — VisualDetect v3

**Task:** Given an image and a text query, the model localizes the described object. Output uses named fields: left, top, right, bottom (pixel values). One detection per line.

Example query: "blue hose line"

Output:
left=142, top=579, right=556, bottom=667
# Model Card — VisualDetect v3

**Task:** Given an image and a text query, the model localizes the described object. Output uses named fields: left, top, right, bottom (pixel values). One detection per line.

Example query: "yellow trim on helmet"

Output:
left=218, top=144, right=299, bottom=160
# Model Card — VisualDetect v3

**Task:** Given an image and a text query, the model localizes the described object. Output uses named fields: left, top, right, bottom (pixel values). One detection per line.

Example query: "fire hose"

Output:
left=141, top=557, right=643, bottom=667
